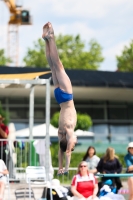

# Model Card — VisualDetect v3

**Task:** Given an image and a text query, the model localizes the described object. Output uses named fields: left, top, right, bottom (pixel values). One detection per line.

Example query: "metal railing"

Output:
left=0, top=139, right=40, bottom=179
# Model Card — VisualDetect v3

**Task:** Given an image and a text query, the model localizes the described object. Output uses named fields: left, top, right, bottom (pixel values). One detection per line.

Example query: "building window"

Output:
left=109, top=124, right=129, bottom=142
left=34, top=109, right=45, bottom=119
left=9, top=108, right=28, bottom=119
left=109, top=124, right=129, bottom=134
left=108, top=108, right=127, bottom=120
left=91, top=108, right=104, bottom=120
left=128, top=105, right=133, bottom=120
left=93, top=124, right=108, bottom=135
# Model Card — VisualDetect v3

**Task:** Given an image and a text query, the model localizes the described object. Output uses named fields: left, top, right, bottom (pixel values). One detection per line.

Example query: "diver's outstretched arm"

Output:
left=58, top=148, right=64, bottom=175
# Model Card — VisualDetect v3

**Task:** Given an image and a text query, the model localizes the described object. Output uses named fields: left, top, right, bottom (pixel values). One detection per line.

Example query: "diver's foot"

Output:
left=63, top=170, right=69, bottom=175
left=42, top=22, right=54, bottom=40
left=57, top=168, right=64, bottom=176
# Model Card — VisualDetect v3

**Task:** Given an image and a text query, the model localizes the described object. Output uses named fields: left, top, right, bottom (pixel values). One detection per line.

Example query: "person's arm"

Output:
left=65, top=134, right=75, bottom=171
left=58, top=132, right=64, bottom=173
left=96, top=158, right=104, bottom=173
left=0, top=127, right=8, bottom=138
left=116, top=158, right=122, bottom=173
left=58, top=147, right=64, bottom=170
left=65, top=138, right=74, bottom=171
left=89, top=169, right=97, bottom=174
left=124, top=155, right=133, bottom=171
left=71, top=185, right=84, bottom=198
left=92, top=184, right=98, bottom=199
left=0, top=169, right=9, bottom=175
left=65, top=150, right=71, bottom=171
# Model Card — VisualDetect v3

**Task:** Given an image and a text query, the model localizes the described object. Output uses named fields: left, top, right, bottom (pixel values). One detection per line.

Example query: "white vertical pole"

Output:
left=29, top=86, right=34, bottom=140
left=45, top=78, right=53, bottom=200
left=45, top=78, right=51, bottom=181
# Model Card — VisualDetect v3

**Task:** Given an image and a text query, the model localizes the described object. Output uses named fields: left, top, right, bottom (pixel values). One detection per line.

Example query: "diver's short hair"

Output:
left=60, top=139, right=67, bottom=152
left=60, top=139, right=75, bottom=152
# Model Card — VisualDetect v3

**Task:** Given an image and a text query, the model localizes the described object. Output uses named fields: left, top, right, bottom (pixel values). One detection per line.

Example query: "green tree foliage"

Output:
left=116, top=40, right=133, bottom=72
left=75, top=113, right=92, bottom=131
left=23, top=35, right=104, bottom=69
left=51, top=111, right=92, bottom=131
left=0, top=102, right=9, bottom=125
left=50, top=112, right=60, bottom=128
left=23, top=39, right=48, bottom=67
left=51, top=143, right=126, bottom=168
left=0, top=49, right=11, bottom=66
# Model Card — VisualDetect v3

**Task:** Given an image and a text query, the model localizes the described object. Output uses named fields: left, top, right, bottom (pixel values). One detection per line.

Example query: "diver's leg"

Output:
left=42, top=22, right=72, bottom=93
left=44, top=39, right=59, bottom=87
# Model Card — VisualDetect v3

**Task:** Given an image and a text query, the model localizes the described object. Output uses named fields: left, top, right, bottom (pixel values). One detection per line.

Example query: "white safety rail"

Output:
left=0, top=138, right=42, bottom=180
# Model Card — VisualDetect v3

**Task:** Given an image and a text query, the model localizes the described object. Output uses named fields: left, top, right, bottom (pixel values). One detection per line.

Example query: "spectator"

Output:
left=96, top=147, right=122, bottom=193
left=71, top=161, right=99, bottom=200
left=83, top=146, right=100, bottom=174
left=0, top=115, right=10, bottom=168
left=0, top=159, right=9, bottom=200
left=124, top=142, right=133, bottom=200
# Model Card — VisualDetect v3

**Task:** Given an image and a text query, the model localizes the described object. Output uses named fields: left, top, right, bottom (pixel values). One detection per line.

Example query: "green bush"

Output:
left=51, top=112, right=60, bottom=128
left=50, top=143, right=126, bottom=182
left=50, top=142, right=126, bottom=168
left=51, top=111, right=92, bottom=131
left=75, top=113, right=92, bottom=131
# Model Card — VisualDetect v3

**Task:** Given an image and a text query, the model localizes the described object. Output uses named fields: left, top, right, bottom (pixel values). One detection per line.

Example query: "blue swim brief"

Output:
left=54, top=87, right=73, bottom=104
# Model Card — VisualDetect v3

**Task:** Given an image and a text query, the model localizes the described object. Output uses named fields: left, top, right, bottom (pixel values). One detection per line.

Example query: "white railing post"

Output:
left=45, top=78, right=51, bottom=181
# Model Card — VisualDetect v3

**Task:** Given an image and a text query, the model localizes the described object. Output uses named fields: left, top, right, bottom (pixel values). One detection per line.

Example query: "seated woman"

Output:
left=71, top=161, right=99, bottom=200
left=96, top=147, right=122, bottom=193
left=0, top=159, right=9, bottom=200
left=124, top=142, right=133, bottom=200
left=83, top=146, right=100, bottom=174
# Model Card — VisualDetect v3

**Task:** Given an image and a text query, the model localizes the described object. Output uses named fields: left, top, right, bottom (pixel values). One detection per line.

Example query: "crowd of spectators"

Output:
left=69, top=144, right=133, bottom=200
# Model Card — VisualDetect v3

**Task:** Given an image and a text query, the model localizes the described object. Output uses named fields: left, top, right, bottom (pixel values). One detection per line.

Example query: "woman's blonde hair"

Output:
left=103, top=147, right=118, bottom=162
left=77, top=161, right=89, bottom=174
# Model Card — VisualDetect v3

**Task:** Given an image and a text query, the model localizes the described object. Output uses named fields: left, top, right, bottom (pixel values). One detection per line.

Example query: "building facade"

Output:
left=0, top=67, right=133, bottom=153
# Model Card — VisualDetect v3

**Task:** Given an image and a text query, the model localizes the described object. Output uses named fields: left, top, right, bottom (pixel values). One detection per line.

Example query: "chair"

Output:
left=26, top=166, right=46, bottom=184
left=15, top=187, right=35, bottom=200
left=26, top=166, right=47, bottom=199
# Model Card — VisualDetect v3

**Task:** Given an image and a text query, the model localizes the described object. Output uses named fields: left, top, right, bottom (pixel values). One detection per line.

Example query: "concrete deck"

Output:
left=4, top=181, right=45, bottom=200
left=4, top=181, right=129, bottom=200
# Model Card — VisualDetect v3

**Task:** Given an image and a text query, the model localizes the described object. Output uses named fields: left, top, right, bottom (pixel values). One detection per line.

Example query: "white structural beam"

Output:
left=45, top=78, right=51, bottom=181
left=29, top=86, right=34, bottom=140
left=0, top=79, right=46, bottom=85
left=0, top=76, right=52, bottom=198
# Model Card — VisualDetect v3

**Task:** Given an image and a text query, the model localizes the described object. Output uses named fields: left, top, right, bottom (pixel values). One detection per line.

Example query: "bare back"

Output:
left=58, top=100, right=77, bottom=140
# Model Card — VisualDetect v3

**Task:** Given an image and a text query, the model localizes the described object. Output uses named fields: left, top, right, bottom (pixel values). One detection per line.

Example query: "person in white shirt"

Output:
left=82, top=146, right=100, bottom=174
left=0, top=159, right=9, bottom=200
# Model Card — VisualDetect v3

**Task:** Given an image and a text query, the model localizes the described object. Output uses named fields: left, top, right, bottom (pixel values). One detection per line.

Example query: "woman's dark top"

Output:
left=97, top=157, right=122, bottom=174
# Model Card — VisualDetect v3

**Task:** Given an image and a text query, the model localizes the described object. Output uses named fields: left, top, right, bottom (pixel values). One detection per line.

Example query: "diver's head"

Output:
left=60, top=138, right=67, bottom=152
left=60, top=135, right=77, bottom=152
